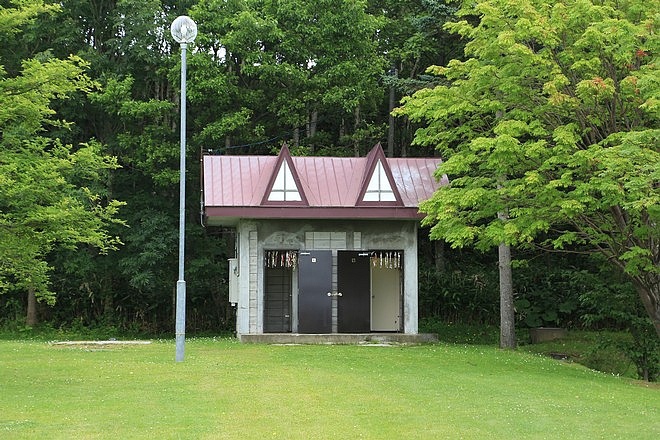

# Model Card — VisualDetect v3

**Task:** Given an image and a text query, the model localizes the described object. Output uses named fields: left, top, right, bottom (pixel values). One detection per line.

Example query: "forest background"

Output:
left=0, top=0, right=657, bottom=379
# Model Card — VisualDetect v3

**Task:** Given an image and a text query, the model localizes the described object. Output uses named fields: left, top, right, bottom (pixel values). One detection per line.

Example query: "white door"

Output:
left=371, top=266, right=401, bottom=331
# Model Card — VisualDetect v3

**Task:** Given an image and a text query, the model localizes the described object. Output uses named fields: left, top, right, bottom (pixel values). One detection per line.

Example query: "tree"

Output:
left=190, top=0, right=386, bottom=155
left=74, top=0, right=232, bottom=331
left=397, top=0, right=660, bottom=336
left=368, top=0, right=465, bottom=157
left=0, top=1, right=124, bottom=323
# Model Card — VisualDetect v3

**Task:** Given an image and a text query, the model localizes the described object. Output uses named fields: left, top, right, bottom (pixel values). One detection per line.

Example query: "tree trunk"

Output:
left=498, top=242, right=516, bottom=349
left=307, top=109, right=318, bottom=138
left=387, top=69, right=397, bottom=157
left=434, top=240, right=446, bottom=272
left=353, top=107, right=361, bottom=157
left=103, top=283, right=114, bottom=321
left=631, top=276, right=660, bottom=338
left=401, top=118, right=409, bottom=157
left=495, top=108, right=515, bottom=348
left=26, top=286, right=38, bottom=327
left=293, top=127, right=300, bottom=147
left=497, top=171, right=516, bottom=348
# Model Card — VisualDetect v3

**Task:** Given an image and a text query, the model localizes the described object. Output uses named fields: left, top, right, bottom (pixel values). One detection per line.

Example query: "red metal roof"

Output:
left=203, top=144, right=446, bottom=225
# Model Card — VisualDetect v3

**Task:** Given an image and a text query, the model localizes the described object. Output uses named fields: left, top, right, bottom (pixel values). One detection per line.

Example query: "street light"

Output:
left=171, top=15, right=197, bottom=362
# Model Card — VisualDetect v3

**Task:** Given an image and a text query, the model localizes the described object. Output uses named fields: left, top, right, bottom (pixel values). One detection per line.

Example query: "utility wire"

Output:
left=203, top=127, right=303, bottom=155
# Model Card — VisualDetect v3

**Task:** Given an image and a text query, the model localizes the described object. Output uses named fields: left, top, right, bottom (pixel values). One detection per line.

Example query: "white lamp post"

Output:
left=171, top=15, right=197, bottom=362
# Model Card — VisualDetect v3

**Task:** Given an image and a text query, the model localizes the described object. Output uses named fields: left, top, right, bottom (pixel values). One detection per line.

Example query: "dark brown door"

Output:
left=298, top=251, right=332, bottom=333
left=337, top=251, right=371, bottom=333
left=264, top=267, right=292, bottom=333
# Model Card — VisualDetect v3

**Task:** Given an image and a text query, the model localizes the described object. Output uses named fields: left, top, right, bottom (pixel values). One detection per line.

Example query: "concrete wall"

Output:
left=235, top=219, right=418, bottom=335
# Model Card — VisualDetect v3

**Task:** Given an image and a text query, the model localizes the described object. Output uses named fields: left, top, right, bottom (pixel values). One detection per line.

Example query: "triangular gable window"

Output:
left=363, top=160, right=396, bottom=202
left=268, top=160, right=302, bottom=201
left=356, top=143, right=403, bottom=206
left=261, top=144, right=308, bottom=205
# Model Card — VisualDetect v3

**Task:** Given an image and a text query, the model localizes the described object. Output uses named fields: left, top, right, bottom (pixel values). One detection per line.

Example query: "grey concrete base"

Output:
left=238, top=333, right=438, bottom=344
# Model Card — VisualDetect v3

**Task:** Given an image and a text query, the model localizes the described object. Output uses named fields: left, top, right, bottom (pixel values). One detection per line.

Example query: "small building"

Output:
left=202, top=143, right=445, bottom=342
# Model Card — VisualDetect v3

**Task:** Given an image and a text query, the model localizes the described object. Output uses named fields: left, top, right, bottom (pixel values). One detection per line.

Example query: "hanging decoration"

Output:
left=265, top=250, right=298, bottom=269
left=370, top=251, right=402, bottom=269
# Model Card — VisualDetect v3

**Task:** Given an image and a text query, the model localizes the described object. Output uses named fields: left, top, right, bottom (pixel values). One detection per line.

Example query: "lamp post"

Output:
left=171, top=15, right=197, bottom=362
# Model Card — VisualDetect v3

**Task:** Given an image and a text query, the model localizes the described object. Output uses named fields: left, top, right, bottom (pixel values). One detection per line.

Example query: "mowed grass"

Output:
left=1, top=338, right=658, bottom=439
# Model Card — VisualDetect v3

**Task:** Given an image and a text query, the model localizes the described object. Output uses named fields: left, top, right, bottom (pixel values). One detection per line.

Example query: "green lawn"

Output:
left=1, top=338, right=658, bottom=439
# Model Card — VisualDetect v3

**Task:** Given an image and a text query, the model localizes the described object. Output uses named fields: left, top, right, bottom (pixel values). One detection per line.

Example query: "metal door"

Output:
left=337, top=251, right=371, bottom=333
left=264, top=267, right=292, bottom=333
left=298, top=251, right=332, bottom=333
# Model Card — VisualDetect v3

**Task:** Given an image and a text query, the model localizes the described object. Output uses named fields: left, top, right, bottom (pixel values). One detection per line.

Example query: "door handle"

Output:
left=326, top=292, right=343, bottom=297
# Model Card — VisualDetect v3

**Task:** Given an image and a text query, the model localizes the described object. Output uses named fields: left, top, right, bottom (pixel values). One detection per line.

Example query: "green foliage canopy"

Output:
left=397, top=0, right=660, bottom=335
left=190, top=0, right=386, bottom=151
left=0, top=1, right=124, bottom=304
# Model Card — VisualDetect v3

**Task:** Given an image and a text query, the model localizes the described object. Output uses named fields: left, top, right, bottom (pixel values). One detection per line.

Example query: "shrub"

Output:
left=579, top=256, right=659, bottom=382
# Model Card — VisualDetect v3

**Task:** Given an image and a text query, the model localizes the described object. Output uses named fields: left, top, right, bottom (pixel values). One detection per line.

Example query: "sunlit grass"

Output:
left=1, top=338, right=658, bottom=439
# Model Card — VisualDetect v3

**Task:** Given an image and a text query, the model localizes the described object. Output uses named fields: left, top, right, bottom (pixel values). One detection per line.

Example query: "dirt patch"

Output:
left=51, top=340, right=151, bottom=350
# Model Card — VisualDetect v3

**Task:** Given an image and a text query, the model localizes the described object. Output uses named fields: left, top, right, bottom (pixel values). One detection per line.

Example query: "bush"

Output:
left=580, top=333, right=638, bottom=378
left=513, top=266, right=583, bottom=328
left=579, top=257, right=659, bottom=382
left=418, top=247, right=500, bottom=325
left=419, top=317, right=499, bottom=345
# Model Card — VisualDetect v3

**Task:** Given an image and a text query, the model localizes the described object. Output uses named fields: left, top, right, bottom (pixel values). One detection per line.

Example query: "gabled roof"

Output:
left=203, top=143, right=446, bottom=226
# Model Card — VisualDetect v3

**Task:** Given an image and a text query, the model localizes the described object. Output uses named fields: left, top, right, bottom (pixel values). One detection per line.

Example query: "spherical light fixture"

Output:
left=170, top=16, right=197, bottom=44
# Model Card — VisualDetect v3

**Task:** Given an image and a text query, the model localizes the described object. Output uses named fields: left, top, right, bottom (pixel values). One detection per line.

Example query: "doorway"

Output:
left=371, top=263, right=402, bottom=331
left=264, top=266, right=292, bottom=333
left=264, top=250, right=300, bottom=333
left=337, top=251, right=371, bottom=332
left=337, top=250, right=402, bottom=332
left=268, top=249, right=402, bottom=334
left=298, top=250, right=332, bottom=333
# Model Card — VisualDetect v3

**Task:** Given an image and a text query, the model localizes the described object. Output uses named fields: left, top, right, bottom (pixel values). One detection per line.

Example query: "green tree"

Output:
left=75, top=0, right=231, bottom=331
left=0, top=1, right=124, bottom=323
left=191, top=0, right=386, bottom=155
left=190, top=0, right=272, bottom=150
left=398, top=0, right=660, bottom=336
left=368, top=0, right=464, bottom=157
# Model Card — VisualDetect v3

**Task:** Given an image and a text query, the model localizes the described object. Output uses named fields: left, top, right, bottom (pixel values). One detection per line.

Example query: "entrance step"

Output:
left=238, top=333, right=438, bottom=344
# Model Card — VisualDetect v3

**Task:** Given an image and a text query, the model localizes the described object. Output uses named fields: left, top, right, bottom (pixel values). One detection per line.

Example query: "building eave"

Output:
left=204, top=206, right=425, bottom=226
